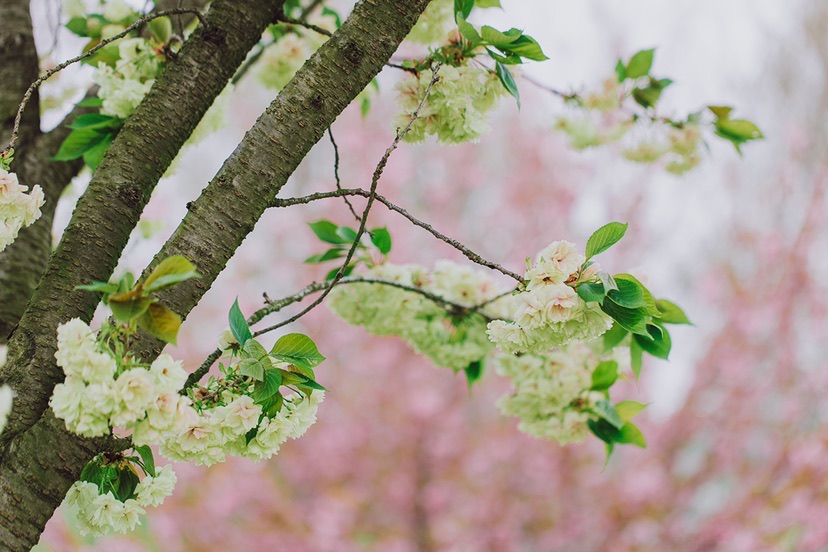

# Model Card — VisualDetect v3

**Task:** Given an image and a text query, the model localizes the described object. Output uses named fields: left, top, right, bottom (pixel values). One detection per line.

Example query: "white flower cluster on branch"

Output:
left=0, top=169, right=44, bottom=252
left=329, top=260, right=514, bottom=371
left=50, top=319, right=191, bottom=438
left=487, top=241, right=612, bottom=355
left=65, top=465, right=177, bottom=537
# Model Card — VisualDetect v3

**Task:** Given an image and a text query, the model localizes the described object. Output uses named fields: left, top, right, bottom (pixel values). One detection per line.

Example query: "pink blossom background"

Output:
left=33, top=0, right=828, bottom=550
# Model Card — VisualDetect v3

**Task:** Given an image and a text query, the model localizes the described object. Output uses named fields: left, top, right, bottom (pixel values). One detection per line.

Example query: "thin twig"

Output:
left=184, top=273, right=505, bottom=387
left=299, top=0, right=326, bottom=19
left=256, top=63, right=443, bottom=337
left=2, top=7, right=208, bottom=155
left=521, top=74, right=576, bottom=100
left=385, top=62, right=417, bottom=74
left=276, top=15, right=334, bottom=38
left=272, top=188, right=525, bottom=283
left=328, top=127, right=360, bottom=223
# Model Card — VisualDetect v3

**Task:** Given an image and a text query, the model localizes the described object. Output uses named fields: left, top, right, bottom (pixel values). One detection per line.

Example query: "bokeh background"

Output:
left=27, top=0, right=828, bottom=550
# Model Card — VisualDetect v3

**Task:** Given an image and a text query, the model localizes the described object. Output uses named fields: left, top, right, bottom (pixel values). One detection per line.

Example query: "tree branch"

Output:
left=272, top=188, right=526, bottom=282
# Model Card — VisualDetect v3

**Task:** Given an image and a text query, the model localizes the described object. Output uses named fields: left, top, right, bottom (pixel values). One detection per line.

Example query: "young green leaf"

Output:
left=591, top=361, right=618, bottom=391
left=617, top=422, right=647, bottom=448
left=630, top=338, right=643, bottom=379
left=370, top=227, right=392, bottom=254
left=270, top=333, right=326, bottom=369
left=66, top=113, right=121, bottom=131
left=634, top=325, right=672, bottom=359
left=115, top=468, right=140, bottom=502
left=239, top=358, right=265, bottom=381
left=229, top=298, right=253, bottom=346
left=592, top=400, right=624, bottom=430
left=143, top=255, right=201, bottom=292
left=137, top=303, right=182, bottom=344
left=655, top=299, right=692, bottom=325
left=585, top=222, right=628, bottom=259
left=495, top=61, right=520, bottom=108
left=606, top=277, right=647, bottom=309
left=577, top=281, right=605, bottom=304
left=305, top=248, right=347, bottom=264
left=134, top=445, right=156, bottom=477
left=82, top=133, right=114, bottom=170
left=600, top=300, right=650, bottom=336
left=454, top=0, right=475, bottom=20
left=625, top=48, right=654, bottom=79
left=52, top=128, right=110, bottom=161
left=108, top=295, right=152, bottom=322
left=464, top=360, right=483, bottom=388
left=602, top=322, right=628, bottom=351
left=614, top=59, right=627, bottom=82
left=615, top=400, right=647, bottom=422
left=309, top=220, right=350, bottom=245
left=252, top=369, right=283, bottom=404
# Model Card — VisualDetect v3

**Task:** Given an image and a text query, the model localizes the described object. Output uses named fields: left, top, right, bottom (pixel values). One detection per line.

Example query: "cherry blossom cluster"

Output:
left=160, top=366, right=323, bottom=466
left=93, top=37, right=164, bottom=119
left=493, top=344, right=625, bottom=445
left=395, top=64, right=505, bottom=144
left=50, top=319, right=191, bottom=439
left=487, top=241, right=612, bottom=355
left=328, top=261, right=514, bottom=372
left=64, top=464, right=176, bottom=537
left=0, top=168, right=45, bottom=253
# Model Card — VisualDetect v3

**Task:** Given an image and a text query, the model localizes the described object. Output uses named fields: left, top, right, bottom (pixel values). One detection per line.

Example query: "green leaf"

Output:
left=239, top=358, right=265, bottom=381
left=137, top=303, right=182, bottom=344
left=321, top=7, right=342, bottom=27
left=614, top=59, right=627, bottom=82
left=115, top=468, right=140, bottom=502
left=632, top=84, right=664, bottom=109
left=370, top=227, right=392, bottom=254
left=585, top=222, right=628, bottom=259
left=625, top=48, right=654, bottom=79
left=707, top=105, right=734, bottom=119
left=599, top=272, right=618, bottom=293
left=464, top=360, right=483, bottom=388
left=336, top=226, right=358, bottom=243
left=229, top=298, right=253, bottom=346
left=270, top=333, right=326, bottom=369
left=279, top=369, right=326, bottom=390
left=82, top=132, right=114, bottom=170
left=326, top=264, right=354, bottom=281
left=252, top=369, right=283, bottom=404
left=715, top=119, right=764, bottom=151
left=614, top=273, right=659, bottom=316
left=588, top=418, right=621, bottom=444
left=630, top=338, right=643, bottom=379
left=454, top=0, right=475, bottom=20
left=309, top=220, right=350, bottom=245
left=80, top=459, right=103, bottom=484
left=76, top=281, right=119, bottom=294
left=497, top=34, right=548, bottom=61
left=600, top=300, right=649, bottom=336
left=577, top=281, right=605, bottom=304
left=76, top=97, right=104, bottom=108
left=606, top=277, right=646, bottom=309
left=147, top=16, right=172, bottom=43
left=602, top=322, right=628, bottom=351
left=305, top=248, right=347, bottom=264
left=475, top=0, right=501, bottom=6
left=257, top=392, right=284, bottom=418
left=655, top=299, right=692, bottom=325
left=143, top=256, right=201, bottom=292
left=108, top=295, right=152, bottom=322
left=52, top=128, right=109, bottom=161
left=481, top=25, right=520, bottom=46
left=592, top=400, right=624, bottom=430
left=591, top=361, right=618, bottom=391
left=457, top=18, right=482, bottom=46
left=618, top=422, right=647, bottom=448
left=67, top=113, right=121, bottom=131
left=66, top=17, right=89, bottom=36
left=495, top=61, right=520, bottom=108
left=134, top=445, right=156, bottom=477
left=615, top=400, right=647, bottom=422
left=634, top=325, right=671, bottom=359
